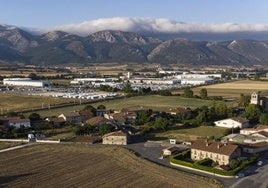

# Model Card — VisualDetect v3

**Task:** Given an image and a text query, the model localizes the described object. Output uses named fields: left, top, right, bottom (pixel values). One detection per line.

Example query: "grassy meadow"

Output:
left=22, top=95, right=215, bottom=118
left=0, top=93, right=76, bottom=113
left=147, top=126, right=228, bottom=142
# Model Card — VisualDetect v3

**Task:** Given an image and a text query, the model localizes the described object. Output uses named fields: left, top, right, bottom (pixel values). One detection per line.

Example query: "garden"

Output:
left=170, top=150, right=259, bottom=176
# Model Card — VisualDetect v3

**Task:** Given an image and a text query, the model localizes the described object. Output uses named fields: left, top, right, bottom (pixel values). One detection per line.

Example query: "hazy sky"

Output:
left=0, top=0, right=266, bottom=28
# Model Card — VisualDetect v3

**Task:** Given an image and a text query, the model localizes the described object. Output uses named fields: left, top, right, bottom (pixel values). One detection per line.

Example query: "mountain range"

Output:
left=1, top=24, right=268, bottom=66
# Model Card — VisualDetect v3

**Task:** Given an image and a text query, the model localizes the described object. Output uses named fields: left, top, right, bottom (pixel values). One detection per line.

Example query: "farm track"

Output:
left=0, top=144, right=222, bottom=188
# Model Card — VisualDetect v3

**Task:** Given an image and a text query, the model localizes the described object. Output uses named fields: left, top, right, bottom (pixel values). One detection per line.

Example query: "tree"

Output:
left=238, top=94, right=251, bottom=107
left=214, top=102, right=230, bottom=119
left=122, top=83, right=133, bottom=93
left=229, top=159, right=241, bottom=169
left=97, top=104, right=106, bottom=109
left=244, top=104, right=261, bottom=123
left=153, top=118, right=169, bottom=131
left=183, top=87, right=193, bottom=98
left=259, top=113, right=268, bottom=125
left=98, top=124, right=114, bottom=135
left=199, top=88, right=208, bottom=99
left=29, top=113, right=41, bottom=121
left=28, top=73, right=39, bottom=80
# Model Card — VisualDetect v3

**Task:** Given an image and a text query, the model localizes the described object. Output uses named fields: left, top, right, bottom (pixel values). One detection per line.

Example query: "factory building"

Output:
left=3, top=78, right=51, bottom=87
left=70, top=78, right=114, bottom=84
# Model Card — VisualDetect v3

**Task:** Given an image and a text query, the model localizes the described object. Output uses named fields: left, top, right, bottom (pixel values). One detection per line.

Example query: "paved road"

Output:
left=230, top=155, right=268, bottom=188
left=126, top=140, right=266, bottom=188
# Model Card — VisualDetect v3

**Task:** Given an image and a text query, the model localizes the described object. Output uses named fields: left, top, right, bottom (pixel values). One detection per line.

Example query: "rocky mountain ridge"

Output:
left=1, top=25, right=268, bottom=65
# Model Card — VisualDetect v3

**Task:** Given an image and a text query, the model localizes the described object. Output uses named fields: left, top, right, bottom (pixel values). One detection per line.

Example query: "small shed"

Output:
left=162, top=146, right=179, bottom=156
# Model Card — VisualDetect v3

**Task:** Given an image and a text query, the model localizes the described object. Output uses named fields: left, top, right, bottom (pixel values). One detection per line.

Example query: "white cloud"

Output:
left=52, top=17, right=268, bottom=36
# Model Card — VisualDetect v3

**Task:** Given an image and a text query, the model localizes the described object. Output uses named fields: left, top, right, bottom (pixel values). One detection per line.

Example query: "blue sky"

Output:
left=0, top=0, right=267, bottom=28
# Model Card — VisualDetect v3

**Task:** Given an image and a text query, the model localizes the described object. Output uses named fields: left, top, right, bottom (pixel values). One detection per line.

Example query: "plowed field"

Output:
left=0, top=144, right=221, bottom=188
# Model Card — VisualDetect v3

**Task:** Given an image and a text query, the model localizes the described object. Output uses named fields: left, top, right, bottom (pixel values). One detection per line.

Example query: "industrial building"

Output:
left=3, top=78, right=51, bottom=87
left=70, top=78, right=114, bottom=84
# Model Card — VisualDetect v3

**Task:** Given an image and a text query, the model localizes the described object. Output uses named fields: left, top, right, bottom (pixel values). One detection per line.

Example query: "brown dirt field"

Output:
left=0, top=144, right=221, bottom=188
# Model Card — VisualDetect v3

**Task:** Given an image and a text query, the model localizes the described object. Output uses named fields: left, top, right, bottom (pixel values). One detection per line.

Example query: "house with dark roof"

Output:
left=191, top=140, right=241, bottom=165
left=167, top=107, right=192, bottom=116
left=58, top=112, right=82, bottom=124
left=162, top=146, right=180, bottom=156
left=78, top=110, right=94, bottom=123
left=238, top=142, right=268, bottom=154
left=9, top=118, right=31, bottom=128
left=214, top=117, right=249, bottom=129
left=102, top=130, right=129, bottom=145
left=45, top=117, right=65, bottom=126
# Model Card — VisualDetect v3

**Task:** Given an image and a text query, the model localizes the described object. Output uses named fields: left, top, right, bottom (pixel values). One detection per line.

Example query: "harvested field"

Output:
left=194, top=80, right=268, bottom=98
left=0, top=142, right=24, bottom=150
left=0, top=144, right=221, bottom=188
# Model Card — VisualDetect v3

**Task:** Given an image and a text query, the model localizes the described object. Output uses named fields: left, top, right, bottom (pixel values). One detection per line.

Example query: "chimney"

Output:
left=217, top=144, right=220, bottom=149
left=205, top=139, right=209, bottom=146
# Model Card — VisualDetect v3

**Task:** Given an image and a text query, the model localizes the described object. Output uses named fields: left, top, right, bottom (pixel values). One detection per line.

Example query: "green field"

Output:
left=23, top=95, right=215, bottom=118
left=147, top=126, right=228, bottom=142
left=0, top=93, right=76, bottom=113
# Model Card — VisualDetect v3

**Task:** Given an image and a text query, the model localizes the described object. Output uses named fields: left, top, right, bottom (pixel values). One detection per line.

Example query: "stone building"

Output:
left=102, top=130, right=129, bottom=145
left=191, top=140, right=241, bottom=165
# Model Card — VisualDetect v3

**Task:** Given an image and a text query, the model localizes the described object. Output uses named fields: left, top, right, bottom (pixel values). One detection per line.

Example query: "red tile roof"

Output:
left=86, top=116, right=110, bottom=126
left=191, top=140, right=239, bottom=156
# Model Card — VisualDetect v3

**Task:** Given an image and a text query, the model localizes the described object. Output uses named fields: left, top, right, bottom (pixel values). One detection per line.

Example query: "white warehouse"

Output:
left=3, top=78, right=51, bottom=87
left=181, top=77, right=214, bottom=86
left=70, top=78, right=113, bottom=84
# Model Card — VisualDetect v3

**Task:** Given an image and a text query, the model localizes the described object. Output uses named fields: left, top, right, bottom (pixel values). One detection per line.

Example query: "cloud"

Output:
left=52, top=17, right=268, bottom=36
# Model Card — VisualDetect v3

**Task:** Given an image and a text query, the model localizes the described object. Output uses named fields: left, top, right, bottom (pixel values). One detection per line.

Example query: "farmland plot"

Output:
left=0, top=144, right=221, bottom=188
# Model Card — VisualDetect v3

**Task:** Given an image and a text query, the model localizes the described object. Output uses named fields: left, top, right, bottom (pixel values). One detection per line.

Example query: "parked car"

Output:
left=235, top=173, right=245, bottom=178
left=257, top=161, right=263, bottom=166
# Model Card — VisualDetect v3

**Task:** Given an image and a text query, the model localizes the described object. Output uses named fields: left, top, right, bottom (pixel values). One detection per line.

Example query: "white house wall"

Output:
left=214, top=119, right=242, bottom=128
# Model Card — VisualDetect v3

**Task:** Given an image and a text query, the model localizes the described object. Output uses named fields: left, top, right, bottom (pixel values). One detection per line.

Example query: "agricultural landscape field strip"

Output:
left=0, top=144, right=221, bottom=188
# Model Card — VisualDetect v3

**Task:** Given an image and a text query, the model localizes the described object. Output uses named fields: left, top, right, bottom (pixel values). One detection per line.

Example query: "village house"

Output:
left=58, top=112, right=82, bottom=124
left=214, top=117, right=249, bottom=129
left=167, top=107, right=192, bottom=117
left=78, top=110, right=94, bottom=123
left=45, top=117, right=65, bottom=127
left=105, top=112, right=129, bottom=126
left=191, top=140, right=241, bottom=165
left=9, top=118, right=31, bottom=128
left=121, top=106, right=148, bottom=120
left=96, top=109, right=110, bottom=117
left=86, top=116, right=111, bottom=126
left=102, top=130, right=129, bottom=145
left=238, top=142, right=268, bottom=154
left=162, top=146, right=180, bottom=156
left=240, top=125, right=268, bottom=135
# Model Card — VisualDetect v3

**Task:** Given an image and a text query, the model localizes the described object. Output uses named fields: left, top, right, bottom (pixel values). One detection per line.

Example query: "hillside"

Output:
left=1, top=25, right=268, bottom=65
